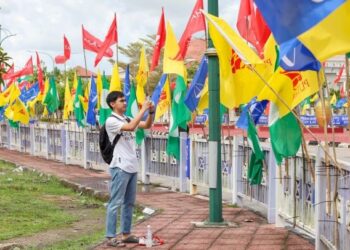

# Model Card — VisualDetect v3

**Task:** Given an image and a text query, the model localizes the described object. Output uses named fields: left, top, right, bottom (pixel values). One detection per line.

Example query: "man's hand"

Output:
left=140, top=100, right=152, bottom=113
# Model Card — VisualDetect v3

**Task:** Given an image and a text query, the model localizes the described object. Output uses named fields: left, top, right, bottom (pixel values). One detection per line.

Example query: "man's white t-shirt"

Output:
left=105, top=112, right=138, bottom=173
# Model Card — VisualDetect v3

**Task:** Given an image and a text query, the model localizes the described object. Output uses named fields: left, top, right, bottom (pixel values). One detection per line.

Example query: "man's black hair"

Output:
left=106, top=91, right=125, bottom=109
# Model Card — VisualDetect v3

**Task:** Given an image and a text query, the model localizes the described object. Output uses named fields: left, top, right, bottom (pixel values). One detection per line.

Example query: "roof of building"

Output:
left=74, top=66, right=96, bottom=78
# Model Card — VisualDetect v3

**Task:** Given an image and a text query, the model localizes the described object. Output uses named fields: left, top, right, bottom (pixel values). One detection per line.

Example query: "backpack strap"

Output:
left=110, top=115, right=131, bottom=147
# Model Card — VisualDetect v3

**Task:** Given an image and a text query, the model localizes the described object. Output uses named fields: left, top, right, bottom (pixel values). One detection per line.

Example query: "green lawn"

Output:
left=0, top=160, right=144, bottom=249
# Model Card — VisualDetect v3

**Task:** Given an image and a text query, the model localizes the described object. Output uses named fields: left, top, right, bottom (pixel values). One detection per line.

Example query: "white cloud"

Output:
left=0, top=0, right=238, bottom=74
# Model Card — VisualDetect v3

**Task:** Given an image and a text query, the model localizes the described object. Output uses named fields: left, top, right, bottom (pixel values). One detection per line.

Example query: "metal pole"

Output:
left=207, top=0, right=223, bottom=223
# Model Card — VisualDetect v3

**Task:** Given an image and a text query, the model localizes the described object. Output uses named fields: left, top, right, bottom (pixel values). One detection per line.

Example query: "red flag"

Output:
left=333, top=64, right=345, bottom=84
left=340, top=84, right=346, bottom=98
left=237, top=0, right=270, bottom=57
left=94, top=14, right=118, bottom=66
left=3, top=64, right=14, bottom=80
left=175, top=0, right=205, bottom=60
left=64, top=35, right=71, bottom=60
left=150, top=8, right=166, bottom=71
left=36, top=52, right=44, bottom=93
left=55, top=55, right=67, bottom=64
left=82, top=25, right=113, bottom=57
left=10, top=57, right=33, bottom=79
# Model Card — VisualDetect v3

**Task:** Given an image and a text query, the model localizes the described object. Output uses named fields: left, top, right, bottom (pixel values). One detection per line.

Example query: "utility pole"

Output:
left=207, top=0, right=223, bottom=223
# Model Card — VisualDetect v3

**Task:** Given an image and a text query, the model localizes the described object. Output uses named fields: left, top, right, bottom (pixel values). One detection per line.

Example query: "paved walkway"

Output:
left=0, top=148, right=315, bottom=250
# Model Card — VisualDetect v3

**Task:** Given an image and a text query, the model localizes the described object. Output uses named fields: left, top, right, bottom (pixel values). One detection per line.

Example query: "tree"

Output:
left=0, top=47, right=12, bottom=85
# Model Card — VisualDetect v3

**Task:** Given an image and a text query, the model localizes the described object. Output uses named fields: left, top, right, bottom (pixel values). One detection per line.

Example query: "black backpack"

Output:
left=99, top=115, right=127, bottom=164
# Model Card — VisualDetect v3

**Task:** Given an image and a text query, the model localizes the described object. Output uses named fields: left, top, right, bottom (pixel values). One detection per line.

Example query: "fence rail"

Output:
left=0, top=121, right=349, bottom=249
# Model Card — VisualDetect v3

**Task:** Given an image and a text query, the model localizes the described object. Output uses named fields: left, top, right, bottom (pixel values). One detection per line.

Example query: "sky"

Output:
left=0, top=0, right=239, bottom=74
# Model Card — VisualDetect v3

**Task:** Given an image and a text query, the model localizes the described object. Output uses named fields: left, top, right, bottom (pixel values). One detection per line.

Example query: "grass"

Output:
left=0, top=160, right=144, bottom=249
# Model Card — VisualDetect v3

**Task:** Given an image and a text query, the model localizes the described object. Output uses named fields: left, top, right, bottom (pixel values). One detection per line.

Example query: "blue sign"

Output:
left=256, top=115, right=349, bottom=127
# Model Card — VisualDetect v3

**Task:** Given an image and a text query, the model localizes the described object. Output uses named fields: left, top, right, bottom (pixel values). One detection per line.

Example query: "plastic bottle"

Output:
left=146, top=224, right=152, bottom=248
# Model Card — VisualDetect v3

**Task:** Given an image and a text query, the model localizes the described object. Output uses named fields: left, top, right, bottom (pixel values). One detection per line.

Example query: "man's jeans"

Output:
left=106, top=167, right=137, bottom=238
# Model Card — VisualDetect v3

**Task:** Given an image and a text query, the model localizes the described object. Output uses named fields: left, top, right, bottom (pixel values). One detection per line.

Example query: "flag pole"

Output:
left=115, top=13, right=118, bottom=65
left=83, top=48, right=88, bottom=77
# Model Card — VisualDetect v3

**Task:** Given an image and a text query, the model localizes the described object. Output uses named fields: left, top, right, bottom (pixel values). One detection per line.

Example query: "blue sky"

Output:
left=0, top=0, right=238, bottom=74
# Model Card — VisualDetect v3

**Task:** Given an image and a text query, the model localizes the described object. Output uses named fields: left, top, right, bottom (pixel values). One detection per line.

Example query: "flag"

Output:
left=236, top=97, right=268, bottom=130
left=340, top=83, right=346, bottom=98
left=2, top=63, right=14, bottom=80
left=176, top=0, right=206, bottom=60
left=257, top=68, right=319, bottom=118
left=150, top=8, right=166, bottom=71
left=43, top=77, right=59, bottom=113
left=163, top=21, right=186, bottom=78
left=109, top=63, right=121, bottom=91
left=269, top=103, right=302, bottom=165
left=5, top=98, right=30, bottom=124
left=300, top=97, right=311, bottom=115
left=79, top=80, right=90, bottom=113
left=196, top=78, right=208, bottom=114
left=0, top=83, right=21, bottom=107
left=55, top=35, right=70, bottom=64
left=96, top=70, right=103, bottom=109
left=63, top=78, right=72, bottom=120
left=184, top=56, right=208, bottom=112
left=207, top=14, right=276, bottom=108
left=151, top=74, right=167, bottom=107
left=237, top=0, right=270, bottom=57
left=125, top=82, right=145, bottom=145
left=279, top=38, right=321, bottom=71
left=205, top=12, right=262, bottom=65
left=136, top=46, right=149, bottom=104
left=155, top=76, right=171, bottom=121
left=87, top=76, right=97, bottom=126
left=19, top=81, right=39, bottom=104
left=330, top=93, right=337, bottom=107
left=9, top=57, right=33, bottom=79
left=94, top=14, right=118, bottom=66
left=255, top=0, right=350, bottom=62
left=335, top=97, right=347, bottom=109
left=334, top=64, right=345, bottom=84
left=247, top=114, right=264, bottom=185
left=82, top=25, right=113, bottom=57
left=74, top=76, right=85, bottom=127
left=99, top=73, right=111, bottom=126
left=310, top=93, right=319, bottom=103
left=167, top=76, right=191, bottom=159
left=36, top=52, right=44, bottom=93
left=123, top=65, right=131, bottom=103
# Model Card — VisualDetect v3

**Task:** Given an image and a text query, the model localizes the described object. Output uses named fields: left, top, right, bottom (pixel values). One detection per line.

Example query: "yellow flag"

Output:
left=5, top=98, right=29, bottom=124
left=208, top=14, right=276, bottom=108
left=41, top=78, right=50, bottom=104
left=155, top=76, right=171, bottom=121
left=109, top=63, right=121, bottom=92
left=0, top=83, right=21, bottom=106
left=257, top=67, right=319, bottom=118
left=298, top=1, right=350, bottom=62
left=136, top=46, right=149, bottom=103
left=163, top=21, right=186, bottom=78
left=310, top=93, right=319, bottom=103
left=63, top=78, right=72, bottom=120
left=330, top=94, right=337, bottom=106
left=197, top=78, right=209, bottom=114
left=96, top=70, right=102, bottom=109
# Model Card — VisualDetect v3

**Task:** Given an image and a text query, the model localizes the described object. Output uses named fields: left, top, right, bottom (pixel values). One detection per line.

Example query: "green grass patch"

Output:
left=0, top=160, right=103, bottom=241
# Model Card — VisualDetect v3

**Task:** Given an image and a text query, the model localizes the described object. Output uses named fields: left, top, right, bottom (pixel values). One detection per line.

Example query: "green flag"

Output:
left=167, top=76, right=191, bottom=159
left=247, top=114, right=264, bottom=185
left=269, top=103, right=302, bottom=165
left=126, top=81, right=145, bottom=145
left=99, top=74, right=112, bottom=126
left=8, top=120, right=19, bottom=128
left=73, top=77, right=85, bottom=127
left=43, top=77, right=59, bottom=113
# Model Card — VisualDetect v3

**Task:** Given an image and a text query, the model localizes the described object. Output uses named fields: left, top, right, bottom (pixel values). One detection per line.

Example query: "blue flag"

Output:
left=123, top=65, right=131, bottom=103
left=184, top=56, right=208, bottom=112
left=335, top=98, right=347, bottom=109
left=237, top=97, right=268, bottom=130
left=19, top=81, right=39, bottom=104
left=254, top=0, right=345, bottom=44
left=151, top=74, right=168, bottom=107
left=86, top=76, right=97, bottom=126
left=0, top=106, right=4, bottom=121
left=279, top=38, right=321, bottom=71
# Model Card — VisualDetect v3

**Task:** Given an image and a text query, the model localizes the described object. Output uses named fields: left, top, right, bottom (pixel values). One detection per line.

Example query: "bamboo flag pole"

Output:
left=247, top=65, right=342, bottom=171
left=317, top=73, right=332, bottom=214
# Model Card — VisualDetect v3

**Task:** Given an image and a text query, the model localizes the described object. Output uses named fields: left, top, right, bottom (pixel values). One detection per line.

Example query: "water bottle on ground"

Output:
left=146, top=224, right=152, bottom=248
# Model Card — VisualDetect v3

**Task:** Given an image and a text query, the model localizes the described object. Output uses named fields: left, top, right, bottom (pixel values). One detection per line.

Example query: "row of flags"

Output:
left=2, top=0, right=350, bottom=185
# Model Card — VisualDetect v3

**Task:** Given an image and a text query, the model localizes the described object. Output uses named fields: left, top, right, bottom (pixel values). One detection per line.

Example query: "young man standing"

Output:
left=104, top=91, right=154, bottom=247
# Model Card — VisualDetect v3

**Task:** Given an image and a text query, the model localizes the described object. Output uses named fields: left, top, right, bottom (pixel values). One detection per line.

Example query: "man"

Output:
left=104, top=91, right=154, bottom=247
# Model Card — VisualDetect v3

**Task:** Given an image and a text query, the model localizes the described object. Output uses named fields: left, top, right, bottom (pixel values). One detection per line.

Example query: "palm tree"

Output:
left=0, top=47, right=11, bottom=84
